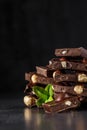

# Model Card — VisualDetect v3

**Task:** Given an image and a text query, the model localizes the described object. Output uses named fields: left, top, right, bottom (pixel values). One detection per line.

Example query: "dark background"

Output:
left=0, top=0, right=87, bottom=93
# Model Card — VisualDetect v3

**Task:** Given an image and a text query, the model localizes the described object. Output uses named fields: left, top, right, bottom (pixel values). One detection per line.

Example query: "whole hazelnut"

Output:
left=31, top=74, right=38, bottom=83
left=24, top=96, right=36, bottom=107
left=74, top=85, right=84, bottom=94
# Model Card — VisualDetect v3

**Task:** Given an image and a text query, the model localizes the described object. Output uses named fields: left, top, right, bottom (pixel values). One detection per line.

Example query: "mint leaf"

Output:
left=36, top=98, right=45, bottom=107
left=33, top=86, right=48, bottom=100
left=45, top=96, right=54, bottom=103
left=45, top=84, right=54, bottom=97
left=32, top=84, right=54, bottom=107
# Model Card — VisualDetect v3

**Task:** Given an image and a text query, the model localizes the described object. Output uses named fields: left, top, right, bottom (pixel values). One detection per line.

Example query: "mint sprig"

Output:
left=32, top=84, right=54, bottom=107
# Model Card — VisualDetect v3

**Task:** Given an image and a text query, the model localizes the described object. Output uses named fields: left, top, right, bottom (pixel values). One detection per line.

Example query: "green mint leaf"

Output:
left=45, top=84, right=54, bottom=97
left=45, top=96, right=54, bottom=103
left=36, top=98, right=45, bottom=107
left=33, top=85, right=54, bottom=106
left=33, top=86, right=48, bottom=100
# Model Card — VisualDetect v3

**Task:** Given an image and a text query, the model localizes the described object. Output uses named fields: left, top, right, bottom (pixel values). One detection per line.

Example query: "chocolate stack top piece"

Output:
left=24, top=47, right=87, bottom=113
left=55, top=47, right=87, bottom=59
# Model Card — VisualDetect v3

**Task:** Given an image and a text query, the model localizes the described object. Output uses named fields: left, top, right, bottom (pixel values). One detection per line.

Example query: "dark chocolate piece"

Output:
left=55, top=47, right=87, bottom=59
left=24, top=83, right=32, bottom=94
left=47, top=60, right=87, bottom=72
left=53, top=84, right=87, bottom=97
left=53, top=72, right=76, bottom=82
left=42, top=96, right=80, bottom=113
left=25, top=72, right=54, bottom=85
left=25, top=72, right=35, bottom=81
left=49, top=57, right=87, bottom=64
left=36, top=66, right=55, bottom=77
left=53, top=72, right=87, bottom=83
left=54, top=92, right=70, bottom=102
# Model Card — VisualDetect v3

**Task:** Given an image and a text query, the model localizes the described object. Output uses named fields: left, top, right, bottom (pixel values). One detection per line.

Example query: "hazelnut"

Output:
left=53, top=71, right=61, bottom=78
left=49, top=61, right=52, bottom=65
left=61, top=50, right=67, bottom=55
left=24, top=96, right=36, bottom=107
left=31, top=74, right=38, bottom=83
left=78, top=74, right=87, bottom=82
left=61, top=61, right=67, bottom=68
left=65, top=100, right=72, bottom=106
left=53, top=72, right=56, bottom=78
left=74, top=85, right=83, bottom=94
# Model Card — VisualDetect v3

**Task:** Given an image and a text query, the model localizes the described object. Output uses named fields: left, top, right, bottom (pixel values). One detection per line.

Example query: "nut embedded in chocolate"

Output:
left=31, top=74, right=38, bottom=83
left=65, top=100, right=72, bottom=106
left=61, top=61, right=67, bottom=68
left=24, top=96, right=36, bottom=107
left=53, top=70, right=61, bottom=79
left=78, top=74, right=87, bottom=82
left=61, top=50, right=68, bottom=55
left=55, top=47, right=87, bottom=59
left=74, top=85, right=84, bottom=94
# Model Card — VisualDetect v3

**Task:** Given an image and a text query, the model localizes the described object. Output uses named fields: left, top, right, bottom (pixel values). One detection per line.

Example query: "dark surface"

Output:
left=0, top=93, right=87, bottom=130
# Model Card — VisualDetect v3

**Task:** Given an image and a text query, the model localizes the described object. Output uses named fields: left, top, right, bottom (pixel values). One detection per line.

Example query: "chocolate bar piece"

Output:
left=53, top=72, right=87, bottom=83
left=55, top=47, right=87, bottom=59
left=24, top=83, right=32, bottom=93
left=49, top=57, right=87, bottom=64
left=25, top=72, right=54, bottom=85
left=47, top=60, right=87, bottom=72
left=42, top=96, right=80, bottom=113
left=36, top=66, right=55, bottom=77
left=54, top=92, right=70, bottom=102
left=53, top=72, right=76, bottom=82
left=25, top=72, right=35, bottom=81
left=53, top=84, right=87, bottom=97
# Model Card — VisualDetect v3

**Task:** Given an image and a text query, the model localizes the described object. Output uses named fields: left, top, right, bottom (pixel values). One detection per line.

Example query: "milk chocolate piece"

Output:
left=55, top=47, right=87, bottom=59
left=53, top=84, right=87, bottom=97
left=42, top=96, right=80, bottom=113
left=25, top=72, right=54, bottom=85
left=47, top=61, right=87, bottom=72
left=53, top=72, right=87, bottom=83
left=36, top=66, right=55, bottom=77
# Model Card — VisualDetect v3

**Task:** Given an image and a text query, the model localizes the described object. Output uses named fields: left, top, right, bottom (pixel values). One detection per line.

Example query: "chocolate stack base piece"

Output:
left=24, top=47, right=87, bottom=113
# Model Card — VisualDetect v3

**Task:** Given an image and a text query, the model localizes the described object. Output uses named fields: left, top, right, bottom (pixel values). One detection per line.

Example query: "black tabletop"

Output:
left=0, top=93, right=87, bottom=130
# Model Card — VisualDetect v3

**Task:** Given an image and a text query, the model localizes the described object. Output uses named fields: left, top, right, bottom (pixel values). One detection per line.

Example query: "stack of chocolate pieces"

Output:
left=24, top=47, right=87, bottom=113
